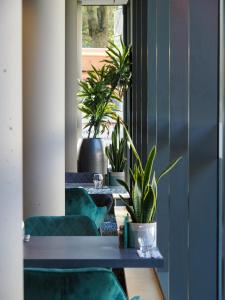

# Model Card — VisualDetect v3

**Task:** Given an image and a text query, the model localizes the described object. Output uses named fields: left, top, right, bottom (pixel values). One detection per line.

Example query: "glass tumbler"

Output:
left=93, top=173, right=103, bottom=189
left=137, top=225, right=156, bottom=256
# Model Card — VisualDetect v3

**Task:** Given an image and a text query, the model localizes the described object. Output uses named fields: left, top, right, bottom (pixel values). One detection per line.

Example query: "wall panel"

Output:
left=131, top=0, right=148, bottom=162
left=130, top=0, right=219, bottom=298
left=169, top=0, right=189, bottom=299
left=189, top=0, right=218, bottom=298
left=155, top=1, right=170, bottom=297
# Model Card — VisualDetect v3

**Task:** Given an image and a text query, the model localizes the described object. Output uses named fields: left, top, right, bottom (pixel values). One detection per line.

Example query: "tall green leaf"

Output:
left=105, top=118, right=127, bottom=172
left=119, top=195, right=137, bottom=223
left=143, top=146, right=156, bottom=192
left=123, top=125, right=143, bottom=172
left=141, top=187, right=155, bottom=223
left=117, top=179, right=130, bottom=196
left=157, top=156, right=182, bottom=183
left=123, top=138, right=182, bottom=223
left=132, top=172, right=143, bottom=222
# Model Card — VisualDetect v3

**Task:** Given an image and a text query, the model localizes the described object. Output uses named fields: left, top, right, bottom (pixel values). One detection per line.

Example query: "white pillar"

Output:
left=65, top=0, right=82, bottom=171
left=23, top=0, right=65, bottom=217
left=0, top=1, right=23, bottom=299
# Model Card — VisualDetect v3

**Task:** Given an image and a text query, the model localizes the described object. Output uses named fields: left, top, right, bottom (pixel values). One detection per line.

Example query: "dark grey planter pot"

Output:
left=77, top=138, right=107, bottom=174
left=108, top=171, right=125, bottom=186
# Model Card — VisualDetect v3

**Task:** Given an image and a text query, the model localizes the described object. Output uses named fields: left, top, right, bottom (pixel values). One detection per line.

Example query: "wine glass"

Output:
left=93, top=173, right=103, bottom=189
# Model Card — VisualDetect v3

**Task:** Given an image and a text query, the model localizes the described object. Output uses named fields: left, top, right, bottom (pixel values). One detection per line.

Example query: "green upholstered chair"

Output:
left=24, top=268, right=139, bottom=300
left=24, top=215, right=99, bottom=236
left=65, top=188, right=107, bottom=229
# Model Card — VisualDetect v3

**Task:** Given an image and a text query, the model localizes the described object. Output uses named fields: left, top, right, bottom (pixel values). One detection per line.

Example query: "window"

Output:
left=81, top=5, right=124, bottom=139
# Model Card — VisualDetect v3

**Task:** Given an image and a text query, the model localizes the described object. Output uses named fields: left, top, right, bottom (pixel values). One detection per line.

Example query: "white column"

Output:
left=23, top=0, right=65, bottom=218
left=65, top=0, right=82, bottom=171
left=0, top=1, right=23, bottom=299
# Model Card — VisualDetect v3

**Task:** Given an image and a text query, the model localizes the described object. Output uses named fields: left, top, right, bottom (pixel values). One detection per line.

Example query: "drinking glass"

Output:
left=137, top=225, right=156, bottom=257
left=93, top=173, right=103, bottom=189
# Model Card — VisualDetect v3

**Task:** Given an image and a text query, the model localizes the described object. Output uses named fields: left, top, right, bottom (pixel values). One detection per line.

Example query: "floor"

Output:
left=114, top=206, right=164, bottom=300
left=125, top=268, right=164, bottom=300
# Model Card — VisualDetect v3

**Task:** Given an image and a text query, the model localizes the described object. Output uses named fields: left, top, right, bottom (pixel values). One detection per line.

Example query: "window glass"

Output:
left=81, top=6, right=124, bottom=139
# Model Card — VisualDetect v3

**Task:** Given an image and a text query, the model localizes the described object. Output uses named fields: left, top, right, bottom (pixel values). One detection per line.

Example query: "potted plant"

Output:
left=77, top=38, right=131, bottom=174
left=118, top=127, right=182, bottom=248
left=105, top=117, right=127, bottom=186
left=77, top=65, right=119, bottom=174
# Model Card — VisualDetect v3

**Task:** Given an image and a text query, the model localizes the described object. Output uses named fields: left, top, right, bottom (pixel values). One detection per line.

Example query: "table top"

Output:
left=65, top=183, right=129, bottom=198
left=24, top=236, right=163, bottom=269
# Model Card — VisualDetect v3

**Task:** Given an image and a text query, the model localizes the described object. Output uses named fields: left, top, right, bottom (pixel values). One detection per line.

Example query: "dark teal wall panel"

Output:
left=131, top=0, right=148, bottom=162
left=130, top=0, right=219, bottom=298
left=131, top=0, right=137, bottom=155
left=155, top=0, right=170, bottom=282
left=147, top=0, right=157, bottom=150
left=189, top=0, right=219, bottom=298
left=169, top=0, right=189, bottom=299
left=135, top=0, right=142, bottom=157
left=141, top=0, right=148, bottom=163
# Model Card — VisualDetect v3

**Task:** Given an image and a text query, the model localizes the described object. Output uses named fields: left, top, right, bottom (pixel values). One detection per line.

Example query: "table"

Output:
left=24, top=236, right=163, bottom=269
left=65, top=183, right=129, bottom=199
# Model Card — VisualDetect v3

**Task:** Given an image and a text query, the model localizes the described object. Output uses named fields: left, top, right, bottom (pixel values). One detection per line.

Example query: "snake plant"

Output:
left=118, top=127, right=182, bottom=223
left=105, top=118, right=127, bottom=172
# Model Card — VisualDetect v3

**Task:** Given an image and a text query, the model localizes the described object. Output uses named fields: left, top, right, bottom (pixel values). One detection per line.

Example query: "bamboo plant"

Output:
left=117, top=127, right=182, bottom=223
left=105, top=117, right=127, bottom=172
left=78, top=38, right=132, bottom=138
left=78, top=65, right=120, bottom=138
left=102, top=37, right=132, bottom=99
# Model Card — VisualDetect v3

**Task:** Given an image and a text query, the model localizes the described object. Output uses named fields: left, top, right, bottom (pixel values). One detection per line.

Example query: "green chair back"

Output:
left=25, top=215, right=99, bottom=236
left=65, top=188, right=107, bottom=228
left=24, top=268, right=129, bottom=300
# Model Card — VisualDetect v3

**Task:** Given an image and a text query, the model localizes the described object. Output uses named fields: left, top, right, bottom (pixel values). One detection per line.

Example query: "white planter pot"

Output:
left=108, top=171, right=125, bottom=186
left=128, top=222, right=157, bottom=249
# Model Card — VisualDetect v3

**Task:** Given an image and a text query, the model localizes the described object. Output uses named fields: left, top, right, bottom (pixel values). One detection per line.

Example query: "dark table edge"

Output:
left=24, top=258, right=164, bottom=269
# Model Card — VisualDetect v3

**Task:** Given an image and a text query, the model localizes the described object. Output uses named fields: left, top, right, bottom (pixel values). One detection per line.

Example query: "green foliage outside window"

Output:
left=82, top=6, right=119, bottom=48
